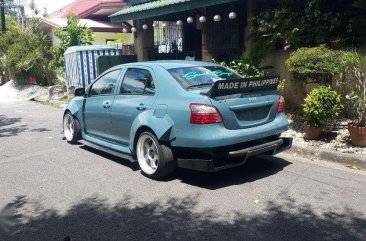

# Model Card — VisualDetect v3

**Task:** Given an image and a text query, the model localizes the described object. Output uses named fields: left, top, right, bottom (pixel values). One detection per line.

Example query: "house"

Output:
left=38, top=0, right=133, bottom=45
left=106, top=0, right=296, bottom=103
left=107, top=0, right=287, bottom=93
left=108, top=0, right=254, bottom=62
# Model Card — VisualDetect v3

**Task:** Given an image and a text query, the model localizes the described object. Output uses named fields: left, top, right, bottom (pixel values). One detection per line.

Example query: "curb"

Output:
left=285, top=143, right=366, bottom=170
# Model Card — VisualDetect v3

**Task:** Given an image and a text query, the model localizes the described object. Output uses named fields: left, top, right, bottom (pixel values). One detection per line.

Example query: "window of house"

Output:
left=106, top=39, right=116, bottom=45
left=153, top=21, right=183, bottom=54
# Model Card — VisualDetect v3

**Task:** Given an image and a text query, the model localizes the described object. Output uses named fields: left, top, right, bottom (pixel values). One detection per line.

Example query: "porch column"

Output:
left=244, top=0, right=256, bottom=56
left=201, top=20, right=213, bottom=62
left=134, top=19, right=154, bottom=61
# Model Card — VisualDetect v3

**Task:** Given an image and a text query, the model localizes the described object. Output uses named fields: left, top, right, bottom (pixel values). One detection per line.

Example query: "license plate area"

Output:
left=234, top=106, right=271, bottom=122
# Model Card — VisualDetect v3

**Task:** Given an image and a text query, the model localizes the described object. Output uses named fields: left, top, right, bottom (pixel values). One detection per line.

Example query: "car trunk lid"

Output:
left=201, top=76, right=280, bottom=130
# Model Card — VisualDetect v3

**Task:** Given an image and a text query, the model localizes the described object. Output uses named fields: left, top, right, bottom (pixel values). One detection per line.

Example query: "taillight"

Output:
left=277, top=96, right=285, bottom=113
left=189, top=103, right=223, bottom=124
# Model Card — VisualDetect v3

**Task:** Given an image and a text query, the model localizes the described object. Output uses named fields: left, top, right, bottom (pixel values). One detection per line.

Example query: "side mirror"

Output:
left=74, top=87, right=85, bottom=97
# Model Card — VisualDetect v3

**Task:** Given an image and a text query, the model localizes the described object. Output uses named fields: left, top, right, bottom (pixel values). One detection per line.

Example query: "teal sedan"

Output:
left=63, top=61, right=292, bottom=179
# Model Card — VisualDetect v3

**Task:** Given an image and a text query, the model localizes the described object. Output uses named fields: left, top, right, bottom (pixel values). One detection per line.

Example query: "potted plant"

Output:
left=303, top=86, right=343, bottom=140
left=346, top=65, right=366, bottom=147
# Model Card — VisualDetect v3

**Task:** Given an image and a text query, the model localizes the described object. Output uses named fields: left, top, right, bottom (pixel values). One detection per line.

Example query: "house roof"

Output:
left=50, top=0, right=127, bottom=18
left=65, top=45, right=118, bottom=55
left=38, top=18, right=123, bottom=32
left=111, top=0, right=189, bottom=16
left=109, top=0, right=240, bottom=22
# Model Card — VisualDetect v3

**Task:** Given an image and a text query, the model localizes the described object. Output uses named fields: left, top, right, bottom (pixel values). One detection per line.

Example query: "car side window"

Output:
left=120, top=68, right=155, bottom=95
left=90, top=70, right=121, bottom=96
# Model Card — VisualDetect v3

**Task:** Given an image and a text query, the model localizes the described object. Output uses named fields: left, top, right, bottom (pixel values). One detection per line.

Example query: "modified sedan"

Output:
left=63, top=61, right=292, bottom=179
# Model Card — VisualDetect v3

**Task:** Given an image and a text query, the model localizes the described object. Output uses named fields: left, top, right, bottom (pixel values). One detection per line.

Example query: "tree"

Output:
left=0, top=0, right=27, bottom=20
left=0, top=21, right=54, bottom=85
left=28, top=0, right=39, bottom=17
left=0, top=0, right=27, bottom=32
left=52, top=15, right=94, bottom=68
left=251, top=0, right=366, bottom=50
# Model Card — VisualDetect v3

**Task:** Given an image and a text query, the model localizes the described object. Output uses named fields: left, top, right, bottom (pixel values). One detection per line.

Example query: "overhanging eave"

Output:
left=109, top=0, right=241, bottom=23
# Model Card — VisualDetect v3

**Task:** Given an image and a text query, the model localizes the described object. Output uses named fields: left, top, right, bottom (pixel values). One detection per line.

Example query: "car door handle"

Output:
left=136, top=104, right=147, bottom=111
left=103, top=101, right=111, bottom=109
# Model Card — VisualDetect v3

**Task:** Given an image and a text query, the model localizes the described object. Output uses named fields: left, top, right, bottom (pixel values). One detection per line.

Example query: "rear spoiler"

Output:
left=202, top=76, right=280, bottom=98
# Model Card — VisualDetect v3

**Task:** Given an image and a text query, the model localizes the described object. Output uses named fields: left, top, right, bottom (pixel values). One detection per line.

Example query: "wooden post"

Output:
left=201, top=20, right=213, bottom=61
left=134, top=19, right=154, bottom=61
left=0, top=0, right=6, bottom=33
left=244, top=0, right=255, bottom=56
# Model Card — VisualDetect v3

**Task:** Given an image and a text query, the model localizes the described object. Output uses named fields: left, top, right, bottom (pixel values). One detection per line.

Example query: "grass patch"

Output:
left=58, top=95, right=69, bottom=102
left=33, top=100, right=63, bottom=109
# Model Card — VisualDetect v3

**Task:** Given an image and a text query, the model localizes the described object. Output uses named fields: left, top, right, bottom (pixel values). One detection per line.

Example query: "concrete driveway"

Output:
left=0, top=100, right=365, bottom=241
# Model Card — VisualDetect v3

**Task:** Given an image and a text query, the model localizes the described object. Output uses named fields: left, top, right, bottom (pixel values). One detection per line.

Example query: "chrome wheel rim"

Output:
left=137, top=134, right=159, bottom=175
left=63, top=114, right=74, bottom=141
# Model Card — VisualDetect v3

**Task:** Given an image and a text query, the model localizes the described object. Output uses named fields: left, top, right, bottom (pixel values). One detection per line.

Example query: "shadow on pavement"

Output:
left=0, top=115, right=28, bottom=138
left=76, top=143, right=291, bottom=189
left=0, top=193, right=365, bottom=241
left=0, top=125, right=28, bottom=138
left=0, top=115, right=22, bottom=127
left=175, top=155, right=292, bottom=190
left=0, top=115, right=50, bottom=137
left=79, top=145, right=140, bottom=171
left=30, top=128, right=52, bottom=133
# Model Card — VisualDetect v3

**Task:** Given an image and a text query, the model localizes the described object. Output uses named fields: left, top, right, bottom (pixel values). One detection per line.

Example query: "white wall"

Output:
left=93, top=32, right=133, bottom=45
left=50, top=31, right=133, bottom=46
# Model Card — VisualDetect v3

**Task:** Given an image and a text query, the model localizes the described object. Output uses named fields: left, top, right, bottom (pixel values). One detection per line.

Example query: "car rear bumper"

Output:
left=171, top=113, right=289, bottom=148
left=176, top=137, right=292, bottom=172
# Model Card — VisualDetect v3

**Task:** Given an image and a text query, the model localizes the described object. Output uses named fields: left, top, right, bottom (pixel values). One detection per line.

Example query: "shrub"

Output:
left=214, top=58, right=265, bottom=78
left=346, top=58, right=366, bottom=127
left=303, top=86, right=343, bottom=128
left=277, top=78, right=286, bottom=94
left=52, top=15, right=94, bottom=68
left=0, top=25, right=54, bottom=86
left=285, top=46, right=360, bottom=85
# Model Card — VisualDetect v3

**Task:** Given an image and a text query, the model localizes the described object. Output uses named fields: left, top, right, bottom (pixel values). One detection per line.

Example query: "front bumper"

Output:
left=176, top=137, right=292, bottom=172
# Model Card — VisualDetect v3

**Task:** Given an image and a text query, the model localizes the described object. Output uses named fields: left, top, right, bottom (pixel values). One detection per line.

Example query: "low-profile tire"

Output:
left=136, top=131, right=176, bottom=179
left=63, top=112, right=81, bottom=144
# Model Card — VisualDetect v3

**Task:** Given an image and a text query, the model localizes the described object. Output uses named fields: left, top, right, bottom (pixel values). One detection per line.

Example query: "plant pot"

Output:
left=348, top=122, right=366, bottom=147
left=304, top=124, right=322, bottom=140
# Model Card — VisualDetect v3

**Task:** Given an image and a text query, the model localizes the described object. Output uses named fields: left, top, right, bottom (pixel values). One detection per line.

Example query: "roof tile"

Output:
left=50, top=0, right=126, bottom=18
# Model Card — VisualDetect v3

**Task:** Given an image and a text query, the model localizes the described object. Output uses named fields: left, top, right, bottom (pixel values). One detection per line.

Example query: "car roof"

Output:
left=114, top=60, right=219, bottom=70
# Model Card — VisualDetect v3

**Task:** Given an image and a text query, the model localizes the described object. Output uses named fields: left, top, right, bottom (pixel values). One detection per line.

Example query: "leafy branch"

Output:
left=52, top=15, right=94, bottom=68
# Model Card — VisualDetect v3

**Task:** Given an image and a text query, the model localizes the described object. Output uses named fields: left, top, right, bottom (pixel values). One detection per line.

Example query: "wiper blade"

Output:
left=187, top=83, right=212, bottom=89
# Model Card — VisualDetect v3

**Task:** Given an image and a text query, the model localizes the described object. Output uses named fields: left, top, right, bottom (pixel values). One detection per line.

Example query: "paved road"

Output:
left=0, top=100, right=365, bottom=241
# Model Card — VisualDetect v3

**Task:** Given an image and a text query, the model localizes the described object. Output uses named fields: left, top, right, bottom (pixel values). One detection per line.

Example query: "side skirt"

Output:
left=82, top=134, right=136, bottom=162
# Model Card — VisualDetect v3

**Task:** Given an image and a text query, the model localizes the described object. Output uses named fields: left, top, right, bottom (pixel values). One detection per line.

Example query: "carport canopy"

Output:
left=109, top=0, right=241, bottom=22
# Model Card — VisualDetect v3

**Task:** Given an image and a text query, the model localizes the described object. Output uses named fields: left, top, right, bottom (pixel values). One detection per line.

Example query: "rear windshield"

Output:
left=168, top=66, right=242, bottom=89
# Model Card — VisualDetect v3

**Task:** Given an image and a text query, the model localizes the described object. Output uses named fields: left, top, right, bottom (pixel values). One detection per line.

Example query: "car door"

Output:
left=110, top=67, right=157, bottom=145
left=84, top=68, right=122, bottom=140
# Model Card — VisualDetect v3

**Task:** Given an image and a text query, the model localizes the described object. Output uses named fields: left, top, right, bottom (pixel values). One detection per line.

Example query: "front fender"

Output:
left=64, top=98, right=84, bottom=129
left=129, top=109, right=175, bottom=152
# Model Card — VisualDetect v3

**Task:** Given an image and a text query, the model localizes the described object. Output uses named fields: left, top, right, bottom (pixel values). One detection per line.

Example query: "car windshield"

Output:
left=168, top=66, right=242, bottom=89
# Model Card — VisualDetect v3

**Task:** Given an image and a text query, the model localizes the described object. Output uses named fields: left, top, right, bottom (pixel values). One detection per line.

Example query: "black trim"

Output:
left=203, top=76, right=280, bottom=98
left=176, top=137, right=292, bottom=172
left=228, top=139, right=284, bottom=157
left=79, top=140, right=135, bottom=162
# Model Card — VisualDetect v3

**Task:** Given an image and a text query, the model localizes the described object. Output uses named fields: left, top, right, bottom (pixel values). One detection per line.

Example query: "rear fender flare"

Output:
left=129, top=110, right=175, bottom=152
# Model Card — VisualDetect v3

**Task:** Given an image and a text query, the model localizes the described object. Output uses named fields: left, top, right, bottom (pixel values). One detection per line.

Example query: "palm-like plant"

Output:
left=347, top=60, right=366, bottom=127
